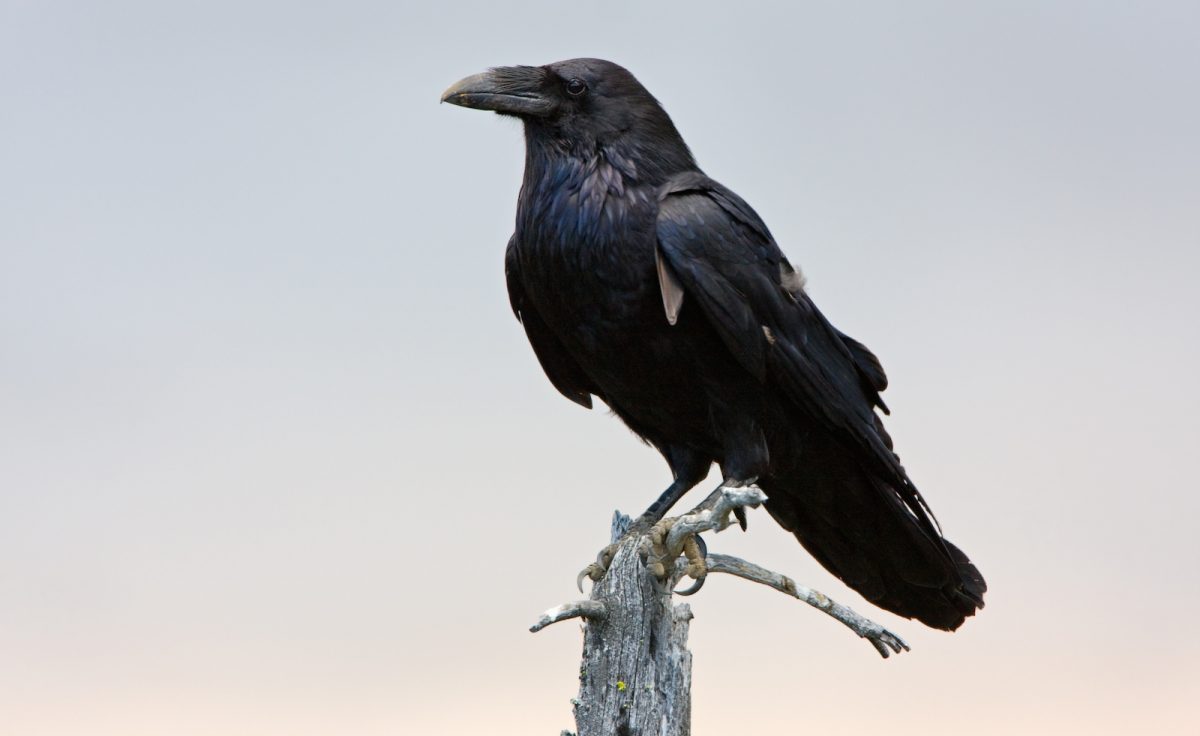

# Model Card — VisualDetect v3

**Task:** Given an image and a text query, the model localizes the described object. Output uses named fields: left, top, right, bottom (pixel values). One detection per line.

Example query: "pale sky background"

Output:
left=2, top=1, right=1198, bottom=734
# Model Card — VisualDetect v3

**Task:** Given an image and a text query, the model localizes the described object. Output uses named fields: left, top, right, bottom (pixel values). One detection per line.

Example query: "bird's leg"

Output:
left=678, top=476, right=758, bottom=516
left=652, top=476, right=760, bottom=596
left=577, top=478, right=697, bottom=590
left=577, top=477, right=765, bottom=595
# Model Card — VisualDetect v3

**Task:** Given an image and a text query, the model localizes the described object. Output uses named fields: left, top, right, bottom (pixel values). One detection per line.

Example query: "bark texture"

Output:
left=572, top=519, right=693, bottom=736
left=532, top=490, right=912, bottom=735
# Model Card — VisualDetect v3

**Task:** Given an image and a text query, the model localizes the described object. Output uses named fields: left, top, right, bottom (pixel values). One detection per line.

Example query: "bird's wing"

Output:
left=654, top=174, right=943, bottom=544
left=505, top=236, right=597, bottom=409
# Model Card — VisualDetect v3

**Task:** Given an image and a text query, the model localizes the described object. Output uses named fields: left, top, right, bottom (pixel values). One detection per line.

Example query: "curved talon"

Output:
left=576, top=563, right=604, bottom=593
left=576, top=541, right=622, bottom=593
left=673, top=534, right=708, bottom=596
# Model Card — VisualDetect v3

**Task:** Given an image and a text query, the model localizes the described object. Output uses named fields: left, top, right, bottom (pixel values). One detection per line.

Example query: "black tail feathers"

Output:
left=762, top=470, right=987, bottom=631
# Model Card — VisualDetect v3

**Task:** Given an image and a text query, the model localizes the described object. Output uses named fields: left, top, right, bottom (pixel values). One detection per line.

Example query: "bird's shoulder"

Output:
left=654, top=172, right=781, bottom=268
left=653, top=171, right=898, bottom=448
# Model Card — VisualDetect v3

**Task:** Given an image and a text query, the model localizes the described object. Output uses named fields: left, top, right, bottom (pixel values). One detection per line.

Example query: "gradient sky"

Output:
left=2, top=1, right=1198, bottom=734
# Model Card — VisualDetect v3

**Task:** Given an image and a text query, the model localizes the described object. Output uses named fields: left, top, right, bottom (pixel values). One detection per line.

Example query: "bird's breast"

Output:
left=513, top=167, right=665, bottom=357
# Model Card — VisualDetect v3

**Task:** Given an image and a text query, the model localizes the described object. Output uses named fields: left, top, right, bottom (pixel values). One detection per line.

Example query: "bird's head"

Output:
left=442, top=58, right=695, bottom=182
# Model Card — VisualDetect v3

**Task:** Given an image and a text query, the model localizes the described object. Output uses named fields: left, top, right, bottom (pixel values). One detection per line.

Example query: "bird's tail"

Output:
left=761, top=446, right=986, bottom=631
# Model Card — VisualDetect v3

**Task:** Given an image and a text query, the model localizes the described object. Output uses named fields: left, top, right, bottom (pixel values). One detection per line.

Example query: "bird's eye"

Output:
left=565, top=78, right=587, bottom=96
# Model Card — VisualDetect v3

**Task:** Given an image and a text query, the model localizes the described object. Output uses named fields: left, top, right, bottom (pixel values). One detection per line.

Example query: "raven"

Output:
left=442, top=59, right=985, bottom=630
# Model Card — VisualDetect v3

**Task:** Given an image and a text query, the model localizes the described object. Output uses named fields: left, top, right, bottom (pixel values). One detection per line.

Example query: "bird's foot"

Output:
left=651, top=478, right=760, bottom=594
left=645, top=517, right=709, bottom=595
left=576, top=480, right=763, bottom=596
left=576, top=517, right=711, bottom=596
left=576, top=548, right=616, bottom=592
left=575, top=515, right=657, bottom=593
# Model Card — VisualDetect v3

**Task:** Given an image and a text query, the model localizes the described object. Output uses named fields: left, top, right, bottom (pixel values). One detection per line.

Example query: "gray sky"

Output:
left=2, top=1, right=1198, bottom=734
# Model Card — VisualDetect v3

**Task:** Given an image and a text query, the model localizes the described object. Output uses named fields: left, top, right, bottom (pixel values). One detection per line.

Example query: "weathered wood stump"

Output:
left=531, top=487, right=910, bottom=736
left=574, top=512, right=691, bottom=736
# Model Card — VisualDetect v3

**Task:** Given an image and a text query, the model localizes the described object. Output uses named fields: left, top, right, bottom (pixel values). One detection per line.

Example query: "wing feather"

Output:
left=654, top=175, right=945, bottom=547
left=505, top=237, right=597, bottom=409
left=655, top=245, right=686, bottom=325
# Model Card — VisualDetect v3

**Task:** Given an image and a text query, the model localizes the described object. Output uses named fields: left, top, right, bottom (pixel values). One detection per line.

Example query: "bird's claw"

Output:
left=575, top=563, right=603, bottom=593
left=673, top=533, right=708, bottom=595
left=577, top=518, right=712, bottom=596
left=646, top=518, right=709, bottom=596
left=575, top=542, right=620, bottom=592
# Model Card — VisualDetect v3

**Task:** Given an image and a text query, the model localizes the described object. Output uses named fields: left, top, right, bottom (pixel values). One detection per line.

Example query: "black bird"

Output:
left=442, top=59, right=985, bottom=630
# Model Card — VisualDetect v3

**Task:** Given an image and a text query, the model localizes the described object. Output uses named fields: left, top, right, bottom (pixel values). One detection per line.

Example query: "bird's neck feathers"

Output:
left=515, top=108, right=696, bottom=247
left=521, top=111, right=697, bottom=191
left=516, top=144, right=644, bottom=249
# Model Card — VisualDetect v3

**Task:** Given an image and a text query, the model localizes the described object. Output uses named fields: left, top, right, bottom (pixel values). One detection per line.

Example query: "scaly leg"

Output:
left=579, top=476, right=761, bottom=595
left=650, top=476, right=760, bottom=595
left=578, top=477, right=697, bottom=589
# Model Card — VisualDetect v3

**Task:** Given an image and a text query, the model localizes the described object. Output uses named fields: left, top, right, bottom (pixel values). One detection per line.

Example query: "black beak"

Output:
left=440, top=66, right=555, bottom=117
